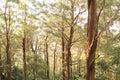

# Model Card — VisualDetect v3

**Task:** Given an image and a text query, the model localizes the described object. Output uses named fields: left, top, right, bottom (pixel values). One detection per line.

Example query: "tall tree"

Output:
left=61, top=27, right=65, bottom=80
left=86, top=0, right=97, bottom=80
left=4, top=1, right=12, bottom=80
left=62, top=0, right=75, bottom=79
left=44, top=36, right=49, bottom=80
left=23, top=31, right=27, bottom=80
left=22, top=5, right=27, bottom=80
left=0, top=34, right=2, bottom=80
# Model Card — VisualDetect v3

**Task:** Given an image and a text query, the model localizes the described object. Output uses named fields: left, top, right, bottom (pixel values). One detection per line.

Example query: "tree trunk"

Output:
left=0, top=35, right=2, bottom=80
left=64, top=44, right=72, bottom=80
left=86, top=0, right=97, bottom=80
left=65, top=0, right=75, bottom=79
left=23, top=31, right=27, bottom=80
left=5, top=2, right=12, bottom=80
left=6, top=31, right=11, bottom=80
left=61, top=0, right=75, bottom=80
left=61, top=27, right=65, bottom=80
left=44, top=36, right=49, bottom=80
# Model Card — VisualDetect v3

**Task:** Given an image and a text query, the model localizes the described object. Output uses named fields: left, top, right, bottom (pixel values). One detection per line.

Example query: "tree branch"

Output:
left=97, top=0, right=105, bottom=23
left=96, top=9, right=119, bottom=39
left=74, top=10, right=86, bottom=21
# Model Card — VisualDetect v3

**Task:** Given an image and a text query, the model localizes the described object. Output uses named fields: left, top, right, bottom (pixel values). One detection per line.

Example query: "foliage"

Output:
left=12, top=66, right=23, bottom=80
left=0, top=0, right=120, bottom=80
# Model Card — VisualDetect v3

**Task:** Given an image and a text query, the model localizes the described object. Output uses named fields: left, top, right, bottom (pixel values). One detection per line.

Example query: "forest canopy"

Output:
left=0, top=0, right=120, bottom=80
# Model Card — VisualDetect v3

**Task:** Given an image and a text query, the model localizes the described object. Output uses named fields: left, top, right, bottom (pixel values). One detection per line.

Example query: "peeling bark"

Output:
left=86, top=0, right=97, bottom=80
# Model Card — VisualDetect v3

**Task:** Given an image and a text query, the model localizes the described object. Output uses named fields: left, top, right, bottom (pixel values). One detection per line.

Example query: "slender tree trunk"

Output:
left=46, top=42, right=49, bottom=80
left=64, top=44, right=72, bottom=80
left=61, top=27, right=65, bottom=80
left=44, top=36, right=49, bottom=80
left=64, top=43, right=72, bottom=80
left=44, top=40, right=47, bottom=78
left=65, top=0, right=75, bottom=79
left=6, top=31, right=11, bottom=80
left=6, top=30, right=12, bottom=80
left=61, top=0, right=75, bottom=80
left=4, top=2, right=12, bottom=80
left=23, top=31, right=27, bottom=80
left=22, top=6, right=28, bottom=80
left=0, top=35, right=2, bottom=80
left=86, top=0, right=97, bottom=80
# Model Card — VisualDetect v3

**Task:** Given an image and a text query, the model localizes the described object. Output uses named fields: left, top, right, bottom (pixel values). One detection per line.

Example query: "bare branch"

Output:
left=74, top=9, right=86, bottom=23
left=72, top=37, right=81, bottom=44
left=96, top=9, right=119, bottom=39
left=97, top=0, right=105, bottom=23
left=63, top=9, right=86, bottom=28
left=64, top=16, right=72, bottom=27
left=57, top=28, right=69, bottom=41
left=90, top=55, right=100, bottom=66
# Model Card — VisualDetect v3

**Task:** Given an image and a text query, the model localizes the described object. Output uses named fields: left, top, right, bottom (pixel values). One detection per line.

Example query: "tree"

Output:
left=86, top=0, right=97, bottom=80
left=22, top=31, right=27, bottom=80
left=22, top=4, right=27, bottom=80
left=44, top=36, right=49, bottom=80
left=4, top=1, right=12, bottom=80
left=0, top=34, right=2, bottom=80
left=61, top=0, right=81, bottom=79
left=0, top=0, right=120, bottom=80
left=42, top=0, right=86, bottom=79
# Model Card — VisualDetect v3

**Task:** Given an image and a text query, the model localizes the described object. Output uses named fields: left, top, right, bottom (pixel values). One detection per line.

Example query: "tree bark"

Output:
left=61, top=0, right=75, bottom=80
left=61, top=27, right=65, bottom=80
left=6, top=31, right=11, bottom=80
left=23, top=31, right=27, bottom=80
left=44, top=36, right=49, bottom=80
left=22, top=6, right=28, bottom=80
left=4, top=2, right=12, bottom=80
left=86, top=0, right=97, bottom=80
left=0, top=35, right=2, bottom=80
